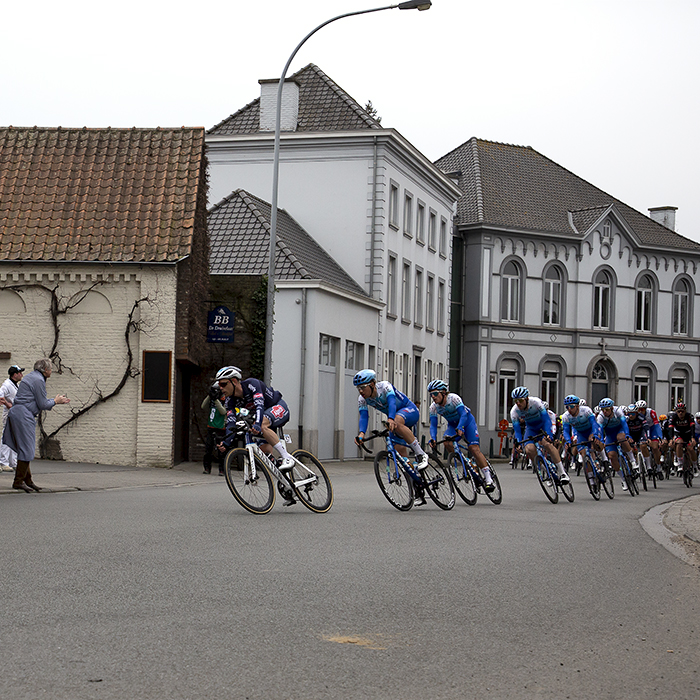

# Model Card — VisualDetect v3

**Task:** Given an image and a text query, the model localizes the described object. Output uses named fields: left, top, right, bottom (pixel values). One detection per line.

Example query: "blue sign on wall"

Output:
left=207, top=306, right=235, bottom=343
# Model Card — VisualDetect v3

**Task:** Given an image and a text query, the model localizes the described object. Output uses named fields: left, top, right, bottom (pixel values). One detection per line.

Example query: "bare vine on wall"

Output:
left=1, top=282, right=153, bottom=458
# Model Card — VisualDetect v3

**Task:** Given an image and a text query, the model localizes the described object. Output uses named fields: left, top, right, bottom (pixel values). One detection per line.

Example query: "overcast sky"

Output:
left=3, top=0, right=699, bottom=240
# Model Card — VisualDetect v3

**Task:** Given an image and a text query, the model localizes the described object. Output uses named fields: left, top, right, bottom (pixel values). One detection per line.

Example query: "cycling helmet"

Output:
left=427, top=379, right=448, bottom=393
left=635, top=400, right=647, bottom=411
left=579, top=399, right=587, bottom=406
left=353, top=369, right=376, bottom=387
left=659, top=414, right=667, bottom=421
left=598, top=397, right=614, bottom=409
left=695, top=411, right=700, bottom=420
left=624, top=404, right=635, bottom=415
left=563, top=394, right=580, bottom=406
left=216, top=366, right=241, bottom=381
left=543, top=402, right=549, bottom=411
left=594, top=406, right=601, bottom=415
left=511, top=386, right=529, bottom=400
left=675, top=402, right=686, bottom=411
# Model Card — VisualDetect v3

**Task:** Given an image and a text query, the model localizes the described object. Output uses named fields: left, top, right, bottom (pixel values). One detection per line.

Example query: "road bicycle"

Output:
left=223, top=414, right=333, bottom=514
left=676, top=440, right=695, bottom=488
left=433, top=436, right=502, bottom=506
left=358, top=428, right=455, bottom=511
left=520, top=432, right=574, bottom=504
left=575, top=439, right=615, bottom=501
left=605, top=439, right=637, bottom=496
left=510, top=443, right=527, bottom=470
left=633, top=436, right=660, bottom=490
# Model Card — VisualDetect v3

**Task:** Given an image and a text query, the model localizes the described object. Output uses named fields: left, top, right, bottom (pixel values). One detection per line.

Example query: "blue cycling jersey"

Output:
left=358, top=381, right=413, bottom=434
left=561, top=406, right=600, bottom=443
left=429, top=393, right=468, bottom=439
left=510, top=396, right=552, bottom=441
left=597, top=406, right=630, bottom=437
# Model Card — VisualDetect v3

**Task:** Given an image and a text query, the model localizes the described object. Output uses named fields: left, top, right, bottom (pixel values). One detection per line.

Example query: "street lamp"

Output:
left=264, top=1, right=432, bottom=384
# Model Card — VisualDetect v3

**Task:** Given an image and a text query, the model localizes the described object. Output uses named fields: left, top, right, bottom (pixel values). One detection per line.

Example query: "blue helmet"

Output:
left=353, top=369, right=376, bottom=387
left=564, top=394, right=580, bottom=406
left=511, top=386, right=529, bottom=400
left=598, top=397, right=614, bottom=409
left=427, top=379, right=448, bottom=393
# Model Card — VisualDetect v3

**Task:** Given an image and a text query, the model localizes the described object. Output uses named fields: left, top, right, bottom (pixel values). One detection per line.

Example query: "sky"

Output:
left=3, top=0, right=699, bottom=240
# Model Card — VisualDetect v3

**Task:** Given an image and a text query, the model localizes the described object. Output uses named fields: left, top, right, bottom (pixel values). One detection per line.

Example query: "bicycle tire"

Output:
left=448, top=452, right=477, bottom=505
left=586, top=455, right=601, bottom=501
left=289, top=450, right=334, bottom=513
left=535, top=455, right=558, bottom=504
left=637, top=452, right=648, bottom=491
left=374, top=450, right=414, bottom=511
left=648, top=455, right=658, bottom=489
left=601, top=462, right=615, bottom=499
left=224, top=448, right=275, bottom=514
left=559, top=476, right=575, bottom=502
left=619, top=451, right=636, bottom=496
left=484, top=460, right=503, bottom=505
left=422, top=457, right=455, bottom=510
left=683, top=453, right=693, bottom=488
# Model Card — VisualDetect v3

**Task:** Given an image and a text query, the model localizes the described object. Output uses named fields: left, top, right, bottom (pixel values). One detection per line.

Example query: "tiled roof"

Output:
left=208, top=63, right=381, bottom=135
left=208, top=189, right=367, bottom=298
left=436, top=138, right=700, bottom=251
left=0, top=126, right=206, bottom=263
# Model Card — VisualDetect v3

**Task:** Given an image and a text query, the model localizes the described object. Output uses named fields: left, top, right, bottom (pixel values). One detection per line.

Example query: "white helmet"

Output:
left=216, top=366, right=241, bottom=381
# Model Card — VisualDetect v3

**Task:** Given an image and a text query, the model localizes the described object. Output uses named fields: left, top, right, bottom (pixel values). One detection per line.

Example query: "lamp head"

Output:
left=398, top=1, right=432, bottom=9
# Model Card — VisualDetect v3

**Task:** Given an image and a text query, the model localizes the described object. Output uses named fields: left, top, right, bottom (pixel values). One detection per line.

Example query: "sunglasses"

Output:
left=218, top=380, right=230, bottom=387
left=429, top=391, right=442, bottom=397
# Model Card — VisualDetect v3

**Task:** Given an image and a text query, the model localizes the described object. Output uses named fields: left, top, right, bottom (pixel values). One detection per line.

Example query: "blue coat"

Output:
left=2, top=370, right=56, bottom=461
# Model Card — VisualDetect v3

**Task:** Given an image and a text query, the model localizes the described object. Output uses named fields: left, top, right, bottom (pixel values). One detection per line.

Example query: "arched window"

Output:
left=497, top=357, right=520, bottom=422
left=670, top=368, right=689, bottom=408
left=633, top=366, right=652, bottom=404
left=543, top=266, right=562, bottom=326
left=591, top=360, right=612, bottom=407
left=501, top=260, right=522, bottom=323
left=540, top=360, right=562, bottom=413
left=672, top=278, right=690, bottom=336
left=593, top=270, right=611, bottom=330
left=636, top=274, right=655, bottom=333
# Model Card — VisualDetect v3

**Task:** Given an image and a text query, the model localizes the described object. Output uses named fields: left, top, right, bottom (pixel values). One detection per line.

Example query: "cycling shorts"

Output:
left=523, top=420, right=550, bottom=442
left=603, top=425, right=626, bottom=451
left=648, top=424, right=662, bottom=442
left=572, top=427, right=596, bottom=445
left=444, top=411, right=480, bottom=446
left=396, top=405, right=420, bottom=429
left=263, top=399, right=290, bottom=429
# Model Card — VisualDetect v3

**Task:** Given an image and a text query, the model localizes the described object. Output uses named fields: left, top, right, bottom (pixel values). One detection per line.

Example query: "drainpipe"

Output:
left=449, top=218, right=463, bottom=393
left=298, top=288, right=307, bottom=450
left=369, top=135, right=379, bottom=298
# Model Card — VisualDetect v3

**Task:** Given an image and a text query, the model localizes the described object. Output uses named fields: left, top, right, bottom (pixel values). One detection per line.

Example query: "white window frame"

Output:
left=403, top=192, right=413, bottom=239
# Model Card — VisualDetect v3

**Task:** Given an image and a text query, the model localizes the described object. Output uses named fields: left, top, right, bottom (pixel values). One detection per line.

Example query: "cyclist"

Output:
left=695, top=412, right=700, bottom=474
left=215, top=366, right=295, bottom=470
left=596, top=398, right=634, bottom=491
left=668, top=402, right=697, bottom=475
left=353, top=368, right=428, bottom=460
left=561, top=395, right=604, bottom=490
left=426, top=379, right=494, bottom=491
left=633, top=400, right=664, bottom=479
left=510, top=386, right=570, bottom=484
left=625, top=404, right=645, bottom=476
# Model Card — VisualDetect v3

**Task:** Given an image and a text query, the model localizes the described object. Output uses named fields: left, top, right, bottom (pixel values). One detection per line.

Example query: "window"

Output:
left=439, top=217, right=448, bottom=258
left=403, top=193, right=413, bottom=238
left=387, top=254, right=397, bottom=317
left=387, top=350, right=396, bottom=385
left=319, top=334, right=338, bottom=366
left=345, top=341, right=364, bottom=370
left=426, top=274, right=435, bottom=331
left=437, top=280, right=446, bottom=334
left=671, top=370, right=688, bottom=407
left=428, top=210, right=437, bottom=251
left=591, top=360, right=610, bottom=407
left=673, top=278, right=690, bottom=336
left=542, top=266, right=561, bottom=326
left=142, top=351, right=172, bottom=402
left=498, top=362, right=518, bottom=422
left=414, top=268, right=423, bottom=327
left=402, top=262, right=411, bottom=322
left=501, top=260, right=521, bottom=322
left=633, top=367, right=651, bottom=404
left=593, top=270, right=611, bottom=330
left=540, top=364, right=559, bottom=413
left=402, top=354, right=410, bottom=395
left=416, top=202, right=425, bottom=245
left=636, top=274, right=654, bottom=333
left=389, top=182, right=399, bottom=229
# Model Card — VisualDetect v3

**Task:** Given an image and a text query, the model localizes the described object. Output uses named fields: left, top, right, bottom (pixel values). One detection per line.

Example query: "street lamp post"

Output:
left=263, top=1, right=432, bottom=385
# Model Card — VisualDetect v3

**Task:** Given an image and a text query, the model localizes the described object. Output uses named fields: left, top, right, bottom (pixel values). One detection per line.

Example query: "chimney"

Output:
left=258, top=78, right=299, bottom=132
left=648, top=206, right=677, bottom=231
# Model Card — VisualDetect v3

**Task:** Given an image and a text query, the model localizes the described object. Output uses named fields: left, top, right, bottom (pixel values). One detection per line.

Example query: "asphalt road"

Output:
left=1, top=463, right=699, bottom=699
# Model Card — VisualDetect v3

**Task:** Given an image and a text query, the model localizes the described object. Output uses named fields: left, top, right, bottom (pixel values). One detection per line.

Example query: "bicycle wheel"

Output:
left=374, top=451, right=414, bottom=511
left=648, top=455, right=658, bottom=489
left=586, top=455, right=601, bottom=501
left=559, top=475, right=575, bottom=502
left=601, top=462, right=615, bottom=499
left=636, top=452, right=648, bottom=491
left=484, top=460, right=503, bottom=505
left=422, top=457, right=455, bottom=510
left=535, top=455, right=558, bottom=504
left=224, top=448, right=275, bottom=514
left=289, top=450, right=334, bottom=513
left=448, top=452, right=477, bottom=505
left=619, top=452, right=636, bottom=496
left=683, top=454, right=693, bottom=488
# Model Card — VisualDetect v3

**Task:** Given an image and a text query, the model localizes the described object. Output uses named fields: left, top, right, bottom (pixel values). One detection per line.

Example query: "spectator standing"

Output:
left=0, top=364, right=24, bottom=472
left=201, top=381, right=227, bottom=475
left=2, top=359, right=70, bottom=492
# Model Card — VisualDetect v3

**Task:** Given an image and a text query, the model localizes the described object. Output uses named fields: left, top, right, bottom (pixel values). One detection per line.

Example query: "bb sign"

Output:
left=207, top=306, right=235, bottom=343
